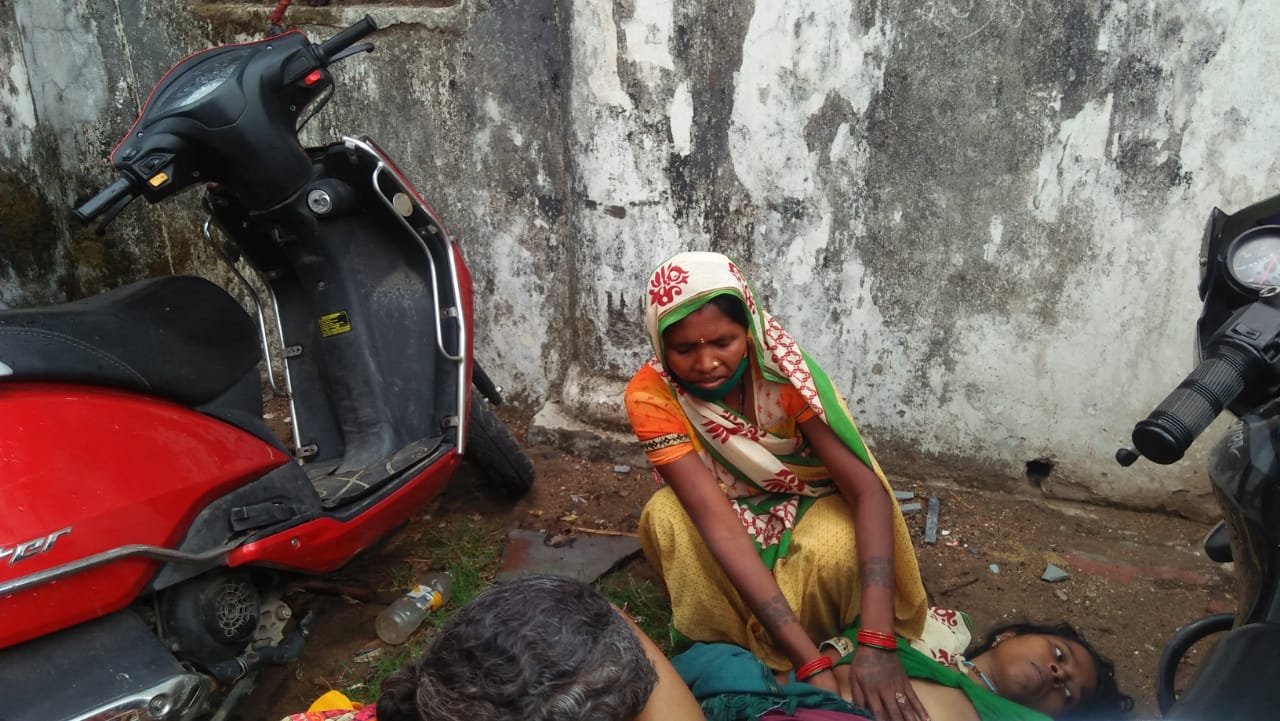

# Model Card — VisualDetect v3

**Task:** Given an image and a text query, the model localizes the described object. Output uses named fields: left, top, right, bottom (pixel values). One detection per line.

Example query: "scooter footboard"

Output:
left=0, top=610, right=212, bottom=721
left=1166, top=622, right=1280, bottom=719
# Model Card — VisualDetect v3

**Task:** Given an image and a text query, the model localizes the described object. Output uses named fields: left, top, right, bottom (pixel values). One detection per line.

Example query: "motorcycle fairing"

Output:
left=1166, top=623, right=1280, bottom=720
left=1206, top=413, right=1280, bottom=625
left=0, top=383, right=291, bottom=648
left=0, top=609, right=211, bottom=721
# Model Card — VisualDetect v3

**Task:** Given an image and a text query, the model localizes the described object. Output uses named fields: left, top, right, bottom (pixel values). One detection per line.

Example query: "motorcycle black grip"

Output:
left=319, top=15, right=378, bottom=62
left=72, top=175, right=134, bottom=224
left=1131, top=350, right=1249, bottom=464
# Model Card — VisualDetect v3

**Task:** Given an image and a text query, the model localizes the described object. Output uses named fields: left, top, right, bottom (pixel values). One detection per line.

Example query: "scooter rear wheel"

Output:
left=466, top=394, right=536, bottom=498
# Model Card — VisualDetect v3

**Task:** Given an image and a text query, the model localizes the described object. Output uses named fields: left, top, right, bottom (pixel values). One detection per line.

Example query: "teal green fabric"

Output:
left=670, top=643, right=870, bottom=721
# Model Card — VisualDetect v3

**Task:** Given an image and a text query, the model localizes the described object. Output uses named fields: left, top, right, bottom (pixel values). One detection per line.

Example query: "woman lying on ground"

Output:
left=672, top=612, right=1134, bottom=721
left=626, top=251, right=929, bottom=720
left=280, top=574, right=704, bottom=721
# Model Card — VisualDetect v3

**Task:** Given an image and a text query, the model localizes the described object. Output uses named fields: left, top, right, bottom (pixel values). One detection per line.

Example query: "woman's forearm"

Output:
left=801, top=417, right=900, bottom=635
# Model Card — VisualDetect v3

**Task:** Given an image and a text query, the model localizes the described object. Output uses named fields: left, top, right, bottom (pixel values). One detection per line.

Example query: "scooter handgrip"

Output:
left=1131, top=349, right=1249, bottom=464
left=319, top=15, right=378, bottom=63
left=72, top=175, right=135, bottom=224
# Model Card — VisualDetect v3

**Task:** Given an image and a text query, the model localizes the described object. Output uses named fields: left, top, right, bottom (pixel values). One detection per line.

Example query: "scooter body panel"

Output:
left=0, top=382, right=291, bottom=648
left=1166, top=623, right=1280, bottom=720
left=228, top=449, right=461, bottom=572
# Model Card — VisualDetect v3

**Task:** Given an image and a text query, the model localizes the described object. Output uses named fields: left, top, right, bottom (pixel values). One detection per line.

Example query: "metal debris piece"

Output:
left=899, top=502, right=922, bottom=514
left=353, top=647, right=383, bottom=663
left=613, top=465, right=632, bottom=473
left=1041, top=563, right=1070, bottom=583
left=894, top=490, right=916, bottom=501
left=923, top=496, right=940, bottom=544
left=988, top=563, right=1001, bottom=574
left=498, top=528, right=641, bottom=584
left=570, top=494, right=587, bottom=504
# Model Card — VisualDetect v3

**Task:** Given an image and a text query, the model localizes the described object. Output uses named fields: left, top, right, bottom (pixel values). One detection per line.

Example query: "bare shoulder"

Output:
left=910, top=678, right=981, bottom=721
left=616, top=608, right=704, bottom=721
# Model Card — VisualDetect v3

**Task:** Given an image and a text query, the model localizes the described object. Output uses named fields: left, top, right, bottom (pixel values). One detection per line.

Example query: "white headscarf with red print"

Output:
left=643, top=251, right=884, bottom=549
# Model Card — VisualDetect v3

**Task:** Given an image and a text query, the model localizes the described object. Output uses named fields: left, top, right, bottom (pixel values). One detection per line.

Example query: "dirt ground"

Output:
left=239, top=408, right=1231, bottom=720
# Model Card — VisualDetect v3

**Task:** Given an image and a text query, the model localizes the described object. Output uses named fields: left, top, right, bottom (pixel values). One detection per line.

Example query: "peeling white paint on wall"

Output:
left=1178, top=1, right=1280, bottom=210
left=574, top=0, right=634, bottom=110
left=668, top=82, right=693, bottom=156
left=620, top=0, right=675, bottom=73
left=730, top=2, right=893, bottom=201
left=12, top=1, right=108, bottom=166
left=0, top=50, right=38, bottom=164
left=1031, top=94, right=1114, bottom=223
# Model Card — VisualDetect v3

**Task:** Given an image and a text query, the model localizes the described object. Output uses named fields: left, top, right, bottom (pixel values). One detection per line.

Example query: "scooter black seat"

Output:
left=0, top=276, right=260, bottom=406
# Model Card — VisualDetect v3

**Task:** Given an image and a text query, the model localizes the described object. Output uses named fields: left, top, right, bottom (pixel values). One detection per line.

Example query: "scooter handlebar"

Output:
left=1131, top=347, right=1251, bottom=464
left=318, top=15, right=378, bottom=64
left=73, top=175, right=136, bottom=224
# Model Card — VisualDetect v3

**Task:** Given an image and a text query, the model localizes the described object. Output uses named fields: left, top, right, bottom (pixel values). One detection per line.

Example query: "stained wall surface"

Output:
left=4, top=1, right=1278, bottom=514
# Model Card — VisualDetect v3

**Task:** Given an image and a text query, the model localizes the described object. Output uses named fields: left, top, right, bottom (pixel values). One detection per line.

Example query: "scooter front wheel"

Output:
left=466, top=394, right=536, bottom=498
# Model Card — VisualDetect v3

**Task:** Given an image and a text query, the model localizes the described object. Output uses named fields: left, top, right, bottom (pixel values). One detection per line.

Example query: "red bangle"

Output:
left=856, top=629, right=898, bottom=650
left=796, top=655, right=834, bottom=681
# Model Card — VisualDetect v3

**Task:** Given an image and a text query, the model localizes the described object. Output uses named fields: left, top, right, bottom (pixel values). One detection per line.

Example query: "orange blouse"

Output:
left=624, top=364, right=818, bottom=466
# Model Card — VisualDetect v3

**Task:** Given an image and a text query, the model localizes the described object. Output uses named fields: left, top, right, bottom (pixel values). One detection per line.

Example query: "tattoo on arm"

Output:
left=861, top=556, right=893, bottom=589
left=756, top=594, right=798, bottom=632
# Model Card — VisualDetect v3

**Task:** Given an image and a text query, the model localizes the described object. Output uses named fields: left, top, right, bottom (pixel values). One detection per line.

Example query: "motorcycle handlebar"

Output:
left=1131, top=346, right=1251, bottom=464
left=318, top=15, right=378, bottom=64
left=73, top=175, right=136, bottom=224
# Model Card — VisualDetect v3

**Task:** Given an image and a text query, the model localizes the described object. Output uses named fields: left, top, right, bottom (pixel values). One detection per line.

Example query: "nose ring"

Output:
left=711, top=360, right=720, bottom=367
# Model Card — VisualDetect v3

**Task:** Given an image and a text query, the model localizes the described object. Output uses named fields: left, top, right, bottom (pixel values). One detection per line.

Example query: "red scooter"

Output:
left=0, top=16, right=532, bottom=721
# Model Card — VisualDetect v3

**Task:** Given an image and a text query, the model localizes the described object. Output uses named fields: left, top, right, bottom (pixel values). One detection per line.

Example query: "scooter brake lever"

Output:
left=327, top=42, right=374, bottom=65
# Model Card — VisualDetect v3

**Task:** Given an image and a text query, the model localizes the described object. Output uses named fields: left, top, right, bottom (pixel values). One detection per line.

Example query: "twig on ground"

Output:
left=570, top=526, right=639, bottom=538
left=940, top=575, right=980, bottom=595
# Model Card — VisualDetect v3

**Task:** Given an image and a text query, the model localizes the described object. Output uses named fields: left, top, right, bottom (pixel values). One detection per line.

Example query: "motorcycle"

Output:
left=1118, top=194, right=1280, bottom=718
left=0, top=14, right=534, bottom=721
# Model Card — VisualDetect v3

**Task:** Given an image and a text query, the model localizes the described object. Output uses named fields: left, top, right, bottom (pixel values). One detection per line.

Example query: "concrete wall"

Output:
left=4, top=1, right=1279, bottom=517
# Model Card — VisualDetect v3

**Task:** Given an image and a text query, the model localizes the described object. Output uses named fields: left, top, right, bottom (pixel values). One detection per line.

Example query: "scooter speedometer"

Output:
left=1226, top=225, right=1280, bottom=291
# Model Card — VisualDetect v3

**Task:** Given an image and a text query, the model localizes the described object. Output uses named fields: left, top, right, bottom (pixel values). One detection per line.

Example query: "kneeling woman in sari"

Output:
left=625, top=251, right=929, bottom=721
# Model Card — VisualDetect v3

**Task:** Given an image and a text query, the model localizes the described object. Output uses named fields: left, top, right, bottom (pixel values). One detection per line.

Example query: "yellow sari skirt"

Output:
left=639, top=486, right=928, bottom=671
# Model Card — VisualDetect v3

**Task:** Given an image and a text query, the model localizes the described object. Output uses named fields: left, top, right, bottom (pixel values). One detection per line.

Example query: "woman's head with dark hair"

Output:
left=376, top=575, right=658, bottom=721
left=703, top=293, right=748, bottom=330
left=966, top=621, right=1134, bottom=720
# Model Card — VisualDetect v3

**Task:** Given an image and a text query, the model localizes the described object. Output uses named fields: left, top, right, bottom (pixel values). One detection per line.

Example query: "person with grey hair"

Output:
left=279, top=575, right=703, bottom=721
left=377, top=574, right=658, bottom=721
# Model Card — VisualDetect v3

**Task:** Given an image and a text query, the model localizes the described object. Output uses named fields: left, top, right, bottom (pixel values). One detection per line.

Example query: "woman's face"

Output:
left=976, top=632, right=1098, bottom=717
left=661, top=303, right=749, bottom=390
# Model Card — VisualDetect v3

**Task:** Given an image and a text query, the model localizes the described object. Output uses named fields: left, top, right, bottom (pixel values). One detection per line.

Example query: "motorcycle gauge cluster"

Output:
left=1227, top=224, right=1280, bottom=292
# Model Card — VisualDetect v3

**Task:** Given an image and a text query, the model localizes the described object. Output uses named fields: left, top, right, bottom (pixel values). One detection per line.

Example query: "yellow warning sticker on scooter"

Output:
left=319, top=311, right=352, bottom=337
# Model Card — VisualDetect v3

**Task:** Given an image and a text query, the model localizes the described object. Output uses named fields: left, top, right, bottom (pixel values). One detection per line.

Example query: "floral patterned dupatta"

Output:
left=644, top=251, right=895, bottom=565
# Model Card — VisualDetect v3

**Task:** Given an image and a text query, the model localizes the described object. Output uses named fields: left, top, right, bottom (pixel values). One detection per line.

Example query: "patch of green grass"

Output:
left=342, top=518, right=506, bottom=704
left=337, top=522, right=676, bottom=707
left=595, top=571, right=674, bottom=654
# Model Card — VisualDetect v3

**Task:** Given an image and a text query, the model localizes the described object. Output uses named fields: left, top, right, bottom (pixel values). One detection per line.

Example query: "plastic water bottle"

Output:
left=375, top=572, right=453, bottom=645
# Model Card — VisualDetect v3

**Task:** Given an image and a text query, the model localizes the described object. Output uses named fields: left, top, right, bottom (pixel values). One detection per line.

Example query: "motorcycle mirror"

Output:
left=1115, top=447, right=1141, bottom=467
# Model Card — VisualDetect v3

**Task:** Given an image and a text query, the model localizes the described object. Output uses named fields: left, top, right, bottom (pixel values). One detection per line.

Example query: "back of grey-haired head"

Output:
left=376, top=574, right=657, bottom=721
